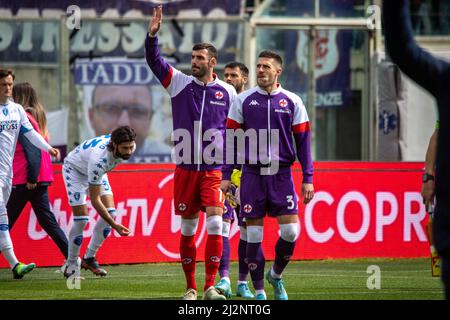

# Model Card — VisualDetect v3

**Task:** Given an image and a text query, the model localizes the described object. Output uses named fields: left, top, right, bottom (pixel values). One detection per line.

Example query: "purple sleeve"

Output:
left=144, top=35, right=173, bottom=88
left=294, top=131, right=313, bottom=184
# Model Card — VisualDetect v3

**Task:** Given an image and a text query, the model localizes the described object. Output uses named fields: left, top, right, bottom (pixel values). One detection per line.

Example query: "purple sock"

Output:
left=247, top=242, right=265, bottom=290
left=219, top=236, right=230, bottom=278
left=273, top=237, right=296, bottom=275
left=238, top=239, right=249, bottom=281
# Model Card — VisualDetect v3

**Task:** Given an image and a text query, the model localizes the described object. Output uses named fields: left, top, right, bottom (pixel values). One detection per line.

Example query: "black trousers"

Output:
left=7, top=184, right=68, bottom=259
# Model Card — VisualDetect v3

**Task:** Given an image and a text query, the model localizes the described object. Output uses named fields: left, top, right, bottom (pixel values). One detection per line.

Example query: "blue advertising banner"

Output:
left=74, top=58, right=162, bottom=85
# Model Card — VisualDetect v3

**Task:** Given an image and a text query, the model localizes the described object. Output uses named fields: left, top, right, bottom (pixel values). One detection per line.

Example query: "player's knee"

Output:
left=247, top=226, right=264, bottom=243
left=222, top=221, right=231, bottom=237
left=279, top=223, right=300, bottom=243
left=206, top=215, right=222, bottom=235
left=181, top=218, right=199, bottom=236
left=239, top=226, right=247, bottom=241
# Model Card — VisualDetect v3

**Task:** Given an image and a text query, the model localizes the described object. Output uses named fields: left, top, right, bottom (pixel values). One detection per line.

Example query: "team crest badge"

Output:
left=248, top=263, right=258, bottom=271
left=243, top=204, right=252, bottom=213
left=210, top=256, right=221, bottom=263
left=178, top=203, right=187, bottom=212
left=279, top=99, right=288, bottom=108
left=2, top=108, right=8, bottom=116
left=215, top=91, right=224, bottom=99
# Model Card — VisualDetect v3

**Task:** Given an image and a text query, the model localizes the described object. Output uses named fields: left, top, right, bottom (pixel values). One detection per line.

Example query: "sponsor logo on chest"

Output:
left=210, top=91, right=226, bottom=106
left=0, top=120, right=19, bottom=133
left=275, top=98, right=291, bottom=114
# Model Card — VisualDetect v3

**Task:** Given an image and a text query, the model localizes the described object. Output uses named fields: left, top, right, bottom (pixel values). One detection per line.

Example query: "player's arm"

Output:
left=222, top=95, right=244, bottom=192
left=19, top=108, right=60, bottom=161
left=292, top=100, right=314, bottom=204
left=89, top=184, right=130, bottom=236
left=144, top=5, right=188, bottom=96
left=421, top=128, right=438, bottom=209
left=383, top=0, right=448, bottom=97
left=22, top=129, right=60, bottom=161
left=19, top=134, right=41, bottom=190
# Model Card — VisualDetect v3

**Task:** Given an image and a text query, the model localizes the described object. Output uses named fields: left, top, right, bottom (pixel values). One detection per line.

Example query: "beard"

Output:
left=114, top=149, right=131, bottom=160
left=192, top=65, right=208, bottom=78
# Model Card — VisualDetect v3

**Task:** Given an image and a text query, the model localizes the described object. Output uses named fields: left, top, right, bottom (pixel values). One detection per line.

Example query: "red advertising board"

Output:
left=1, top=162, right=429, bottom=268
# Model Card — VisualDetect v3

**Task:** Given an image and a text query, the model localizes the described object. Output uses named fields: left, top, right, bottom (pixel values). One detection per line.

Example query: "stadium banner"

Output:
left=1, top=162, right=429, bottom=268
left=74, top=57, right=174, bottom=163
left=0, top=0, right=243, bottom=64
left=283, top=29, right=352, bottom=108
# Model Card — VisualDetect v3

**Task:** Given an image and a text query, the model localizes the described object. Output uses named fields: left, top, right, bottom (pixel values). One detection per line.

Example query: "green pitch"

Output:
left=0, top=258, right=443, bottom=300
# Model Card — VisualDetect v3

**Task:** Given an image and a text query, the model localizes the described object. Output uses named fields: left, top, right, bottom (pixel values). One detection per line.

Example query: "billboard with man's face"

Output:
left=74, top=58, right=174, bottom=163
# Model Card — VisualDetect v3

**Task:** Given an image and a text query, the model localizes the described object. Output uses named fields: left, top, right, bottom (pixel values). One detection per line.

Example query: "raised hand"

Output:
left=148, top=5, right=163, bottom=37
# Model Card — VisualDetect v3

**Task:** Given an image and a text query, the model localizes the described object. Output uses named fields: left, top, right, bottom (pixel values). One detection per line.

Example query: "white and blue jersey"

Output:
left=0, top=100, right=51, bottom=185
left=1, top=100, right=52, bottom=219
left=62, top=134, right=123, bottom=206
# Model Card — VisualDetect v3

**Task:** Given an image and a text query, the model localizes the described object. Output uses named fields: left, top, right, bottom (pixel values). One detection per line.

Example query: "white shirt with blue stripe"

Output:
left=0, top=100, right=51, bottom=185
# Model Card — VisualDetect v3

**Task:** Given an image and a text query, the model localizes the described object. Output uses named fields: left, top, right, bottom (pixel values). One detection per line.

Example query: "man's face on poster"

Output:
left=89, top=85, right=153, bottom=151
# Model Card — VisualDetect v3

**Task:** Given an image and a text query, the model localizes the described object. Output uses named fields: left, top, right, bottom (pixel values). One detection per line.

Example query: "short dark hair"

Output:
left=0, top=67, right=15, bottom=80
left=192, top=43, right=218, bottom=60
left=224, top=61, right=249, bottom=77
left=258, top=50, right=283, bottom=67
left=107, top=126, right=136, bottom=151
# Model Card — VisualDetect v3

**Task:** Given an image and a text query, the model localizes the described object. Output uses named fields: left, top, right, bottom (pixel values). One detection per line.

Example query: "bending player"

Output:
left=62, top=126, right=133, bottom=278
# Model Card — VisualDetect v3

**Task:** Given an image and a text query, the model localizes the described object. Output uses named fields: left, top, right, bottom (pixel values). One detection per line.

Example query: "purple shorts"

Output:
left=239, top=166, right=298, bottom=220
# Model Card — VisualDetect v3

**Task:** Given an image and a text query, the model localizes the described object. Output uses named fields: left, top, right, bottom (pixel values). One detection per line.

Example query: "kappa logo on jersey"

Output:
left=279, top=99, right=288, bottom=108
left=2, top=108, right=8, bottom=116
left=243, top=204, right=252, bottom=213
left=74, top=192, right=80, bottom=201
left=215, top=91, right=224, bottom=100
left=249, top=100, right=259, bottom=106
left=178, top=203, right=187, bottom=212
